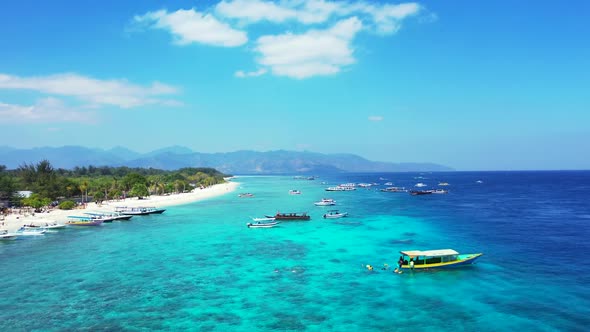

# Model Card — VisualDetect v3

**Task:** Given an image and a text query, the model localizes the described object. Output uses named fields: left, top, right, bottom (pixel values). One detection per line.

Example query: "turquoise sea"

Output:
left=1, top=172, right=589, bottom=331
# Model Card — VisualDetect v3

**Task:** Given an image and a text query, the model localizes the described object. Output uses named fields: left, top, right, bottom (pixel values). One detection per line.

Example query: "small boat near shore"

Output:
left=0, top=229, right=19, bottom=240
left=16, top=226, right=46, bottom=236
left=238, top=193, right=254, bottom=198
left=247, top=221, right=280, bottom=228
left=323, top=210, right=348, bottom=219
left=115, top=206, right=166, bottom=215
left=66, top=216, right=104, bottom=226
left=85, top=212, right=133, bottom=221
left=397, top=249, right=482, bottom=271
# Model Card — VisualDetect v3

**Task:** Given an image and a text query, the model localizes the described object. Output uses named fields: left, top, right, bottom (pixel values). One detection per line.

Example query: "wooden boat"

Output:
left=323, top=210, right=348, bottom=219
left=273, top=212, right=311, bottom=221
left=398, top=249, right=482, bottom=270
left=115, top=206, right=166, bottom=215
left=247, top=221, right=280, bottom=228
left=66, top=216, right=104, bottom=226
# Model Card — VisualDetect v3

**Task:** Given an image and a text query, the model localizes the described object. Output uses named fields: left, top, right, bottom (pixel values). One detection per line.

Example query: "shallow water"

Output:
left=1, top=172, right=589, bottom=331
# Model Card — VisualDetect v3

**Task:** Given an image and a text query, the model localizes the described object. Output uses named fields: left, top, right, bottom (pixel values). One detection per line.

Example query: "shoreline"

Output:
left=1, top=180, right=239, bottom=232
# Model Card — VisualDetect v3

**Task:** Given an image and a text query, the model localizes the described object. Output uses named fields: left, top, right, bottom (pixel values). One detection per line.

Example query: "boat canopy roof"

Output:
left=401, top=249, right=459, bottom=257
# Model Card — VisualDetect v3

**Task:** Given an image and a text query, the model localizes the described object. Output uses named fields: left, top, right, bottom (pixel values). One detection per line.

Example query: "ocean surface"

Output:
left=1, top=171, right=589, bottom=331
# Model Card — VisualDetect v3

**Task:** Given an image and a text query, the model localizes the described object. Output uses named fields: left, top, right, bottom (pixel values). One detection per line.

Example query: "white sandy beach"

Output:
left=1, top=180, right=239, bottom=232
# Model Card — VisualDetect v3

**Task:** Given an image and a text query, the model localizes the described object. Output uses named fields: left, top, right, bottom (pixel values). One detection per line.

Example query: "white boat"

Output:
left=251, top=216, right=276, bottom=222
left=0, top=230, right=18, bottom=240
left=115, top=206, right=166, bottom=215
left=415, top=183, right=427, bottom=187
left=247, top=221, right=280, bottom=228
left=23, top=221, right=66, bottom=230
left=380, top=187, right=407, bottom=193
left=323, top=210, right=348, bottom=219
left=314, top=198, right=336, bottom=206
left=384, top=182, right=394, bottom=186
left=85, top=212, right=132, bottom=221
left=438, top=182, right=450, bottom=186
left=15, top=227, right=46, bottom=236
left=325, top=186, right=356, bottom=191
left=289, top=190, right=302, bottom=195
left=431, top=189, right=449, bottom=194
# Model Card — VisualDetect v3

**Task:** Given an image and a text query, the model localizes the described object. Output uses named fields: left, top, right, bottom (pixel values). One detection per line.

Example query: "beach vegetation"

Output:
left=58, top=200, right=76, bottom=210
left=3, top=161, right=228, bottom=208
left=21, top=194, right=52, bottom=212
left=128, top=183, right=149, bottom=198
left=0, top=165, right=18, bottom=206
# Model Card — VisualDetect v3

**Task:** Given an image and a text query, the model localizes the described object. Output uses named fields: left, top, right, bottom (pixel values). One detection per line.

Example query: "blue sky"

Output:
left=0, top=0, right=588, bottom=170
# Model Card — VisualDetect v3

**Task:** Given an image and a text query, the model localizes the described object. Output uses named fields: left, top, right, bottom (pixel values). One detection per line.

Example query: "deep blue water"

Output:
left=1, top=171, right=589, bottom=331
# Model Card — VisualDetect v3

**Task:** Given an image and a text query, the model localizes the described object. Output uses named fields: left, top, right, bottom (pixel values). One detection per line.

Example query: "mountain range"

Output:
left=0, top=146, right=453, bottom=174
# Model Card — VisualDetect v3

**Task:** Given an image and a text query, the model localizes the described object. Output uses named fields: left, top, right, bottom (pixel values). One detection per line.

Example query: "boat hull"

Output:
left=247, top=222, right=279, bottom=228
left=401, top=253, right=482, bottom=270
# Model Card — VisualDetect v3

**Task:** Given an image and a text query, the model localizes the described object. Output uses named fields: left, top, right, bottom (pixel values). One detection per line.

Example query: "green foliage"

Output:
left=129, top=183, right=149, bottom=198
left=0, top=165, right=17, bottom=202
left=58, top=200, right=76, bottom=210
left=22, top=194, right=51, bottom=210
left=93, top=191, right=105, bottom=202
left=5, top=161, right=227, bottom=202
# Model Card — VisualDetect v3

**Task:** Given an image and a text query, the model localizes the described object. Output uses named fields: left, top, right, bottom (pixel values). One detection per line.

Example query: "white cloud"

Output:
left=255, top=17, right=362, bottom=79
left=0, top=73, right=179, bottom=109
left=216, top=0, right=421, bottom=33
left=0, top=98, right=96, bottom=124
left=216, top=0, right=298, bottom=23
left=134, top=9, right=247, bottom=47
left=235, top=68, right=268, bottom=78
left=368, top=115, right=383, bottom=121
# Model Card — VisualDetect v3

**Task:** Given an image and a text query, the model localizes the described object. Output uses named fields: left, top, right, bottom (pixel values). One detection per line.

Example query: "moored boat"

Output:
left=289, top=189, right=302, bottom=195
left=15, top=226, right=46, bottom=236
left=238, top=193, right=254, bottom=198
left=323, top=210, right=348, bottom=219
left=409, top=190, right=433, bottom=195
left=273, top=212, right=311, bottom=221
left=314, top=198, right=336, bottom=206
left=381, top=187, right=407, bottom=193
left=85, top=212, right=133, bottom=221
left=247, top=221, right=280, bottom=228
left=251, top=216, right=276, bottom=222
left=430, top=189, right=448, bottom=194
left=0, top=229, right=19, bottom=240
left=115, top=206, right=166, bottom=215
left=397, top=249, right=482, bottom=270
left=66, top=216, right=104, bottom=226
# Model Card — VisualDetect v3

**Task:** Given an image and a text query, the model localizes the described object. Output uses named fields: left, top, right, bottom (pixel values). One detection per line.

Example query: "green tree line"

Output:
left=0, top=160, right=229, bottom=209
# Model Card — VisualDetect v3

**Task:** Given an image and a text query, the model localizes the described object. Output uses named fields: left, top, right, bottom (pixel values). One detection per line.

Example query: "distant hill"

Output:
left=0, top=146, right=454, bottom=173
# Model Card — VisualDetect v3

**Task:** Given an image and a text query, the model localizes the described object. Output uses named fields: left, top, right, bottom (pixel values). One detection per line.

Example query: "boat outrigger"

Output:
left=398, top=249, right=482, bottom=270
